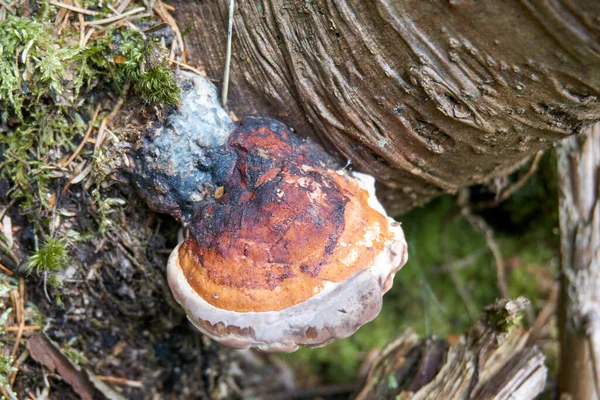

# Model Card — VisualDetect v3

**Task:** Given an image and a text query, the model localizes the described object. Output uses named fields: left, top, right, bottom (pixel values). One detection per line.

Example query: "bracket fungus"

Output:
left=134, top=72, right=408, bottom=352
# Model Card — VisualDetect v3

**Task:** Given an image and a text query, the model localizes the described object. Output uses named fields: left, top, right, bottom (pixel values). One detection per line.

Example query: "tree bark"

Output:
left=557, top=124, right=600, bottom=400
left=171, top=0, right=600, bottom=214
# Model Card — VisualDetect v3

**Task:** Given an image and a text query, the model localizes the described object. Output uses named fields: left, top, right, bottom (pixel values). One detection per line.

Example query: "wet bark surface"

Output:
left=173, top=0, right=600, bottom=214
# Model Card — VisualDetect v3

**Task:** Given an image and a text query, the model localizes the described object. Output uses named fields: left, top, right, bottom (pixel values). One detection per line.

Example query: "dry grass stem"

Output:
left=528, top=283, right=559, bottom=344
left=458, top=191, right=510, bottom=299
left=171, top=60, right=206, bottom=77
left=81, top=27, right=95, bottom=47
left=94, top=117, right=108, bottom=150
left=57, top=10, right=71, bottom=35
left=49, top=1, right=98, bottom=16
left=0, top=199, right=16, bottom=222
left=0, top=0, right=16, bottom=14
left=10, top=279, right=26, bottom=361
left=0, top=262, right=14, bottom=276
left=221, top=0, right=235, bottom=107
left=116, top=0, right=132, bottom=14
left=62, top=104, right=102, bottom=168
left=85, top=6, right=145, bottom=26
left=5, top=325, right=42, bottom=332
left=9, top=349, right=29, bottom=387
left=97, top=375, right=144, bottom=388
left=153, top=1, right=184, bottom=61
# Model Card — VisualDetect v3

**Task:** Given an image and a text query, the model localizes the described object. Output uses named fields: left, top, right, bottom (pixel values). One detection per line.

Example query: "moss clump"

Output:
left=26, top=236, right=69, bottom=284
left=134, top=64, right=181, bottom=106
left=0, top=7, right=179, bottom=218
left=116, top=35, right=181, bottom=106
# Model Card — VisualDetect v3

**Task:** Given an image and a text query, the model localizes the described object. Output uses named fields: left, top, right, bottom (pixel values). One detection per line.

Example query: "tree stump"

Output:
left=355, top=298, right=547, bottom=400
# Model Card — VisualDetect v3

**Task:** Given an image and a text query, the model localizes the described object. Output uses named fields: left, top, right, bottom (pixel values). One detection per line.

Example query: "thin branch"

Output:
left=458, top=190, right=509, bottom=299
left=474, top=151, right=544, bottom=210
left=527, top=282, right=559, bottom=344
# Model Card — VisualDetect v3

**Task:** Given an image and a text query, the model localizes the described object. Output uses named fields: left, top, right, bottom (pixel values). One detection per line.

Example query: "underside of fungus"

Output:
left=134, top=72, right=408, bottom=352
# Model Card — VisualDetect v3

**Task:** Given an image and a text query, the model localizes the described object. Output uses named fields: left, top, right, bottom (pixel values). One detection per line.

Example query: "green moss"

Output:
left=62, top=337, right=88, bottom=366
left=0, top=354, right=16, bottom=387
left=26, top=236, right=69, bottom=280
left=134, top=64, right=181, bottom=106
left=485, top=302, right=525, bottom=333
left=0, top=6, right=179, bottom=268
left=116, top=35, right=181, bottom=106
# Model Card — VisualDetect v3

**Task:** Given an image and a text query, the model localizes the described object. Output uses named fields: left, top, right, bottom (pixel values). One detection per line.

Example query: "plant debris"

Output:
left=26, top=333, right=125, bottom=400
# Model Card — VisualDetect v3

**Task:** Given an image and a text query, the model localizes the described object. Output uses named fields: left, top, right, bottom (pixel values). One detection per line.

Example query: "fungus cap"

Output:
left=167, top=121, right=408, bottom=352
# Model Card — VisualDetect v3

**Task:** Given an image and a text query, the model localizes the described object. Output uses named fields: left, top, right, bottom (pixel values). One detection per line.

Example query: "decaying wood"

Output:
left=355, top=298, right=547, bottom=400
left=171, top=0, right=600, bottom=214
left=557, top=124, right=600, bottom=400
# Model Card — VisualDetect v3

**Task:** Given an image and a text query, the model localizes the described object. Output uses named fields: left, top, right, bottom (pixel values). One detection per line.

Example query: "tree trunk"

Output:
left=171, top=0, right=600, bottom=214
left=557, top=124, right=600, bottom=400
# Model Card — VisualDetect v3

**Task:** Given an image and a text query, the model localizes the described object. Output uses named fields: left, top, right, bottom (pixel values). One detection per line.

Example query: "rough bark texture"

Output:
left=354, top=298, right=547, bottom=400
left=171, top=0, right=600, bottom=215
left=557, top=124, right=600, bottom=400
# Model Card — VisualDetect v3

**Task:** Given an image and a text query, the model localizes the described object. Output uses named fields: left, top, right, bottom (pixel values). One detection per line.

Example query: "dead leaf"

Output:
left=27, top=334, right=126, bottom=400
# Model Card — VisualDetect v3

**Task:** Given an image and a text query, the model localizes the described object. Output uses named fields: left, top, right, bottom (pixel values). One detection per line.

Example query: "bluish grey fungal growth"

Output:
left=133, top=72, right=237, bottom=221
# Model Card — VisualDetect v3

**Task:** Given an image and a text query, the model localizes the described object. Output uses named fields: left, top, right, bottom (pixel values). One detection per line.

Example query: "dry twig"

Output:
left=0, top=262, right=14, bottom=276
left=5, top=325, right=42, bottom=332
left=171, top=59, right=207, bottom=77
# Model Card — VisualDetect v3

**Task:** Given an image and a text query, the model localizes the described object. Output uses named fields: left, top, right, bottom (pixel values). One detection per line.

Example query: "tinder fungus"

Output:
left=135, top=72, right=408, bottom=352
